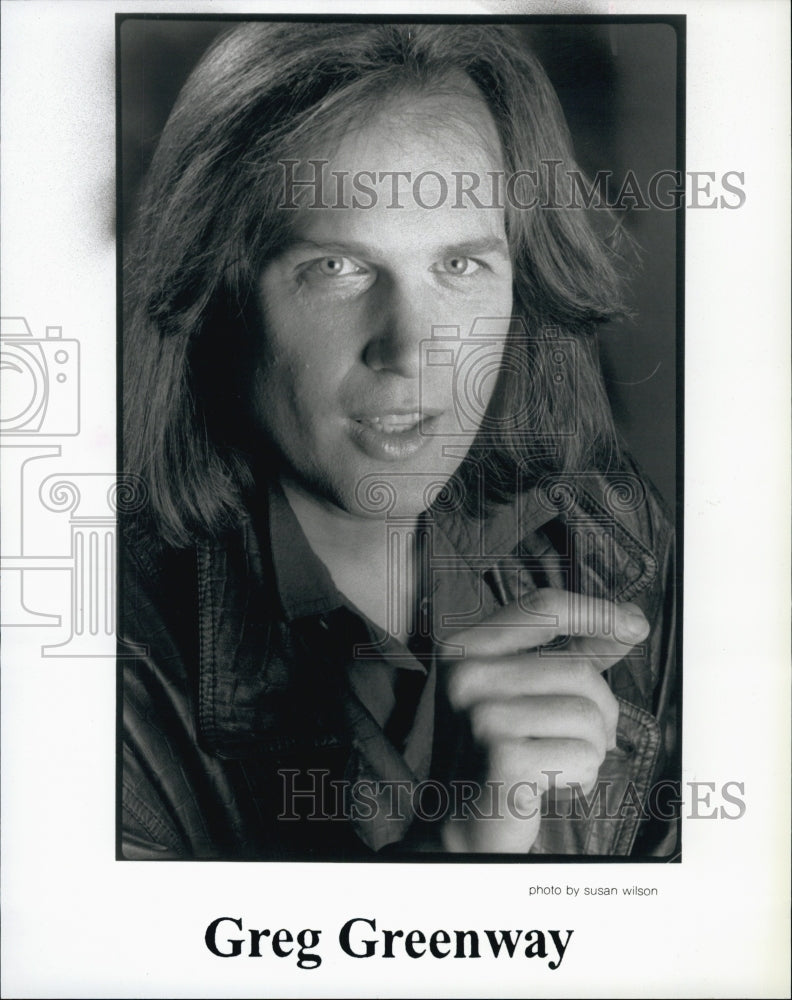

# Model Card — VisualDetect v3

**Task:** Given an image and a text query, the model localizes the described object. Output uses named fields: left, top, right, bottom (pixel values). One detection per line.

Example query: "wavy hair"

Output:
left=124, top=22, right=627, bottom=547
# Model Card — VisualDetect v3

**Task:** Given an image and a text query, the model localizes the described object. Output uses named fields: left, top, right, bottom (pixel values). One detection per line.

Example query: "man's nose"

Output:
left=362, top=281, right=431, bottom=379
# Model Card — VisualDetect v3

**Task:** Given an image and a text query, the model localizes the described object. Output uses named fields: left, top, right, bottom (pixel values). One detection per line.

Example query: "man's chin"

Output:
left=283, top=449, right=467, bottom=522
left=341, top=457, right=463, bottom=518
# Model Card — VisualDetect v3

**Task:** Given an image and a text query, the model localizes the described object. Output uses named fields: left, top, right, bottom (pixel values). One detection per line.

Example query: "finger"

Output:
left=533, top=634, right=645, bottom=673
left=447, top=653, right=619, bottom=747
left=447, top=588, right=649, bottom=658
left=470, top=695, right=610, bottom=759
left=488, top=737, right=604, bottom=796
left=441, top=786, right=541, bottom=854
left=441, top=737, right=606, bottom=853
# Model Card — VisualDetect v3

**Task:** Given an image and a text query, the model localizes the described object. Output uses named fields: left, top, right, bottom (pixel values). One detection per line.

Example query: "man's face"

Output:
left=253, top=85, right=514, bottom=518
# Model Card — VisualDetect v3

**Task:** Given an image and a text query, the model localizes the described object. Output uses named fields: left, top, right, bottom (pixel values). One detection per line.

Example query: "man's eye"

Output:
left=433, top=256, right=483, bottom=276
left=306, top=256, right=366, bottom=278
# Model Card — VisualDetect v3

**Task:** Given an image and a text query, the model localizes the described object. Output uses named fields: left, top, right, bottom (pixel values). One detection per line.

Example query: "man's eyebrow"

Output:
left=276, top=236, right=511, bottom=259
left=277, top=238, right=379, bottom=258
left=439, top=237, right=510, bottom=259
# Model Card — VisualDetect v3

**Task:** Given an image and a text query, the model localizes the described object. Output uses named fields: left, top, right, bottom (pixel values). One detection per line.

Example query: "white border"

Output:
left=2, top=2, right=790, bottom=997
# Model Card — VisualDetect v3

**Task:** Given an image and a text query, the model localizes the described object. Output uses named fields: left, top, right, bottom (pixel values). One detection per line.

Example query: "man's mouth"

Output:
left=347, top=408, right=442, bottom=461
left=353, top=412, right=423, bottom=434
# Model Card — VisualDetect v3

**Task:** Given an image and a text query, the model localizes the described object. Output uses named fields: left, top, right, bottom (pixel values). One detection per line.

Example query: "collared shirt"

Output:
left=260, top=479, right=611, bottom=851
left=268, top=482, right=429, bottom=747
left=264, top=480, right=564, bottom=850
left=267, top=481, right=436, bottom=850
left=121, top=464, right=676, bottom=859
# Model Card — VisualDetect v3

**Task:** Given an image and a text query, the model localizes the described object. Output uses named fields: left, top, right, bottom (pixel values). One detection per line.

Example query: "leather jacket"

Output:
left=120, top=463, right=678, bottom=860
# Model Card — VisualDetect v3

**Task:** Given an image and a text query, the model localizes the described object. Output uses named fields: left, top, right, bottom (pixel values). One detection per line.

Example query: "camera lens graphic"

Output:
left=0, top=343, right=48, bottom=431
left=454, top=345, right=505, bottom=429
left=455, top=342, right=537, bottom=432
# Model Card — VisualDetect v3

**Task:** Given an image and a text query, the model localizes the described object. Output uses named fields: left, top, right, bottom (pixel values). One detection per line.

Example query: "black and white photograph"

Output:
left=1, top=1, right=789, bottom=997
left=119, top=17, right=680, bottom=862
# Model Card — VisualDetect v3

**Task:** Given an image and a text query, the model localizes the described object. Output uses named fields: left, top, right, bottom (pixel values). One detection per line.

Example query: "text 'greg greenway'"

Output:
left=204, top=916, right=574, bottom=970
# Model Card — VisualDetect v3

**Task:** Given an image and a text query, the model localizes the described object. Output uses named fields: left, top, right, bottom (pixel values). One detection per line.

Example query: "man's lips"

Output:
left=353, top=411, right=423, bottom=434
left=346, top=409, right=443, bottom=460
left=350, top=408, right=443, bottom=435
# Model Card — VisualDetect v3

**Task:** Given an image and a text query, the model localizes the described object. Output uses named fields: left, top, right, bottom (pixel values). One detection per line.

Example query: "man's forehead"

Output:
left=302, top=69, right=504, bottom=163
left=269, top=80, right=512, bottom=257
left=328, top=82, right=503, bottom=166
left=276, top=80, right=505, bottom=193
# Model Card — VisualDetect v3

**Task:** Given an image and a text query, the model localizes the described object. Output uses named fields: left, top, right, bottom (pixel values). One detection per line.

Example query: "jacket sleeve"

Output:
left=528, top=462, right=679, bottom=856
left=599, top=465, right=679, bottom=857
left=118, top=516, right=209, bottom=860
left=119, top=531, right=193, bottom=860
left=121, top=744, right=187, bottom=860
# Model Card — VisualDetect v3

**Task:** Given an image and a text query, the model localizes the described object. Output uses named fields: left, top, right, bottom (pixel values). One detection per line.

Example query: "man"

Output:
left=121, top=22, right=677, bottom=859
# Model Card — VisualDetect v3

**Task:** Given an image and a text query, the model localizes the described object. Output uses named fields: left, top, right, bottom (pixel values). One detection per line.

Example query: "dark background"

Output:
left=119, top=18, right=680, bottom=513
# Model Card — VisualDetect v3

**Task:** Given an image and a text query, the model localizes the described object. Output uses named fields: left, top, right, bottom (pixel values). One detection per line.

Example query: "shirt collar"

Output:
left=267, top=479, right=346, bottom=622
left=267, top=476, right=555, bottom=622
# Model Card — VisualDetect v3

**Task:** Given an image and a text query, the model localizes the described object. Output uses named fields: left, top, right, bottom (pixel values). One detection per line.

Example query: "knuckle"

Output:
left=579, top=749, right=604, bottom=790
left=527, top=587, right=564, bottom=622
left=489, top=740, right=521, bottom=781
left=582, top=738, right=605, bottom=771
left=490, top=741, right=538, bottom=791
left=603, top=688, right=620, bottom=733
left=444, top=659, right=482, bottom=710
left=469, top=701, right=496, bottom=743
left=545, top=739, right=604, bottom=792
left=572, top=768, right=600, bottom=797
left=565, top=740, right=605, bottom=788
left=569, top=695, right=599, bottom=729
left=587, top=671, right=619, bottom=741
left=580, top=699, right=608, bottom=767
left=444, top=664, right=467, bottom=710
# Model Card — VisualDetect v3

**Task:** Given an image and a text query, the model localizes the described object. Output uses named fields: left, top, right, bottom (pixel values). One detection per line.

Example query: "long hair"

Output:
left=124, top=22, right=626, bottom=547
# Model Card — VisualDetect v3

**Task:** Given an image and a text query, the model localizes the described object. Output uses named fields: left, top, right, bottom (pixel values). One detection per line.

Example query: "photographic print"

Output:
left=1, top=2, right=788, bottom=997
left=118, top=16, right=682, bottom=862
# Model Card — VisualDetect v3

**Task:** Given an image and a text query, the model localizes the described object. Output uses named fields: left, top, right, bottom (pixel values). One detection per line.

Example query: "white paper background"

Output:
left=1, top=1, right=789, bottom=997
